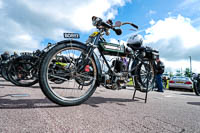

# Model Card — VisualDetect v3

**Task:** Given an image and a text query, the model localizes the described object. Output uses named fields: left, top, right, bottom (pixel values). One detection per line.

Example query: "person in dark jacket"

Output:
left=1, top=51, right=10, bottom=61
left=155, top=57, right=165, bottom=92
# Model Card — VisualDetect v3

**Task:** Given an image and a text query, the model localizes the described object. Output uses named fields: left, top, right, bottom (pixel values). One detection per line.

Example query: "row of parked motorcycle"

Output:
left=0, top=43, right=53, bottom=87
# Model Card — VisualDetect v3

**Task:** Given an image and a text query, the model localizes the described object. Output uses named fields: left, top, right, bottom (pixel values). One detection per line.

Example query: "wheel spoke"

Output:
left=49, top=74, right=69, bottom=81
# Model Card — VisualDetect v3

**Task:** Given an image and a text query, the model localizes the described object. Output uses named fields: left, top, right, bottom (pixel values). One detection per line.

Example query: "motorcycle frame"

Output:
left=83, top=30, right=144, bottom=84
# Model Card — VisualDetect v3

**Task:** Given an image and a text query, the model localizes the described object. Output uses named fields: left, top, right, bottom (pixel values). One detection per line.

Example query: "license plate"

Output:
left=176, top=81, right=184, bottom=83
left=63, top=33, right=80, bottom=38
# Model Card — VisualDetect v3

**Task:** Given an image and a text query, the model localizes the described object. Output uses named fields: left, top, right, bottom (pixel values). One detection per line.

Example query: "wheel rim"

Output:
left=139, top=61, right=154, bottom=89
left=46, top=46, right=97, bottom=101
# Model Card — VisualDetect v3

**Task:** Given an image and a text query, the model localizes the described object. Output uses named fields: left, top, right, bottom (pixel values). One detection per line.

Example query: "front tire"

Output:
left=1, top=66, right=9, bottom=81
left=7, top=58, right=38, bottom=87
left=39, top=42, right=98, bottom=106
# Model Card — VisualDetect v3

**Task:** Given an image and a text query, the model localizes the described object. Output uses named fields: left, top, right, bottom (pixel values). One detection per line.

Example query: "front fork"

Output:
left=77, top=45, right=95, bottom=73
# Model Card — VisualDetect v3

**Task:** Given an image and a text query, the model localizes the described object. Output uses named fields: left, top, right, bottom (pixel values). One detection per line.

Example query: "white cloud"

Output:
left=0, top=0, right=130, bottom=53
left=148, top=10, right=156, bottom=15
left=162, top=58, right=200, bottom=73
left=144, top=15, right=200, bottom=73
left=179, top=0, right=200, bottom=14
left=0, top=0, right=3, bottom=8
left=191, top=17, right=200, bottom=25
left=17, top=34, right=32, bottom=41
left=147, top=10, right=156, bottom=17
left=145, top=15, right=200, bottom=49
left=110, top=38, right=127, bottom=46
left=20, top=0, right=128, bottom=32
left=168, top=12, right=172, bottom=16
left=179, top=0, right=199, bottom=7
left=149, top=19, right=155, bottom=25
left=0, top=15, right=40, bottom=53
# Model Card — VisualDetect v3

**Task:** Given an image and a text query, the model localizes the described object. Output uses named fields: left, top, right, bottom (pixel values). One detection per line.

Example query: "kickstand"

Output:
left=132, top=71, right=150, bottom=103
left=132, top=86, right=148, bottom=103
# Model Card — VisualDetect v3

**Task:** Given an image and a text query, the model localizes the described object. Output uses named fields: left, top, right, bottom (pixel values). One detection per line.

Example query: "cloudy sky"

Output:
left=0, top=0, right=200, bottom=73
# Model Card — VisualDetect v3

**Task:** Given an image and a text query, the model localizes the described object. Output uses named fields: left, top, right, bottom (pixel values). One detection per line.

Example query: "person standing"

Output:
left=1, top=51, right=10, bottom=61
left=155, top=57, right=165, bottom=92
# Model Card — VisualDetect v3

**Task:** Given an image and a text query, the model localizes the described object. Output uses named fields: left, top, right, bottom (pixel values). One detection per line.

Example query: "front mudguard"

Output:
left=92, top=52, right=102, bottom=86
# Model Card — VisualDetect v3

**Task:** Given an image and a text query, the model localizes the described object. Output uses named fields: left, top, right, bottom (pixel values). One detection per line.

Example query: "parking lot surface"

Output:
left=0, top=78, right=200, bottom=133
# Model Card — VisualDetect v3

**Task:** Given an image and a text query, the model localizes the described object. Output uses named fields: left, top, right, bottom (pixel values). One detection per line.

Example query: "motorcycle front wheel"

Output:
left=1, top=65, right=9, bottom=81
left=39, top=42, right=98, bottom=106
left=7, top=59, right=38, bottom=87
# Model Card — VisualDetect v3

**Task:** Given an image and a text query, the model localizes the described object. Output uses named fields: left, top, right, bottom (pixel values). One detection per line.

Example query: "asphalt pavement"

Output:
left=0, top=78, right=200, bottom=133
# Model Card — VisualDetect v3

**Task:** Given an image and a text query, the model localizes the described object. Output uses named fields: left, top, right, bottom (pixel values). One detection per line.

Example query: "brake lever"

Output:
left=107, top=19, right=113, bottom=26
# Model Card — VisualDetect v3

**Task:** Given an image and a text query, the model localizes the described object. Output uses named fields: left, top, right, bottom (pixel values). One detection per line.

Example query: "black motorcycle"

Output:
left=39, top=16, right=158, bottom=106
left=0, top=60, right=10, bottom=81
left=193, top=74, right=200, bottom=96
left=0, top=54, right=16, bottom=81
left=7, top=44, right=53, bottom=87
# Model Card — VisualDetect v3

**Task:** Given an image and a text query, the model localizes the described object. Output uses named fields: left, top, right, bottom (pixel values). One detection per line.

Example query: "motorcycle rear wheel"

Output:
left=134, top=61, right=155, bottom=92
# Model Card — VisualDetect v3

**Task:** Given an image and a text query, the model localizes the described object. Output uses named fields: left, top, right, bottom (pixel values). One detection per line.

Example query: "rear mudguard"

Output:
left=57, top=40, right=102, bottom=86
left=131, top=59, right=139, bottom=75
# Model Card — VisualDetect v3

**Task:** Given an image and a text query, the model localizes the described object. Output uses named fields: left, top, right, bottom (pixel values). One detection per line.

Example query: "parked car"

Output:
left=169, top=76, right=193, bottom=91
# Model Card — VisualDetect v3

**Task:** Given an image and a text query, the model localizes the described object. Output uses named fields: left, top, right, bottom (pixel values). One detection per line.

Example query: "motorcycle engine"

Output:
left=112, top=58, right=126, bottom=73
left=103, top=58, right=128, bottom=90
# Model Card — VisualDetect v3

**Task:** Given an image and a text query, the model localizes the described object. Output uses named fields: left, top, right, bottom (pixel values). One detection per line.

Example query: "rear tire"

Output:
left=39, top=42, right=98, bottom=106
left=134, top=61, right=155, bottom=92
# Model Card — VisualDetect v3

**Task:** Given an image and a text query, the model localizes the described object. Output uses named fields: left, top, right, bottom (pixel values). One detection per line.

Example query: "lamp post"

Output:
left=189, top=56, right=192, bottom=77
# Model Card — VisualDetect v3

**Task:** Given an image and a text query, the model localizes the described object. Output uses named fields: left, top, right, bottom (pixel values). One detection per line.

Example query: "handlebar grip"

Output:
left=130, top=23, right=138, bottom=29
left=92, top=16, right=111, bottom=28
left=113, top=28, right=122, bottom=35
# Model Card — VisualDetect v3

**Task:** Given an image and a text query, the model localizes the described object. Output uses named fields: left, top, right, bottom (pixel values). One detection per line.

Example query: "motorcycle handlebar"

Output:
left=92, top=16, right=138, bottom=35
left=92, top=16, right=112, bottom=28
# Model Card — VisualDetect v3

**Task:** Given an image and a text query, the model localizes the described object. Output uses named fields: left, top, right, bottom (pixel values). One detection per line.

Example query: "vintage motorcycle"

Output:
left=0, top=54, right=17, bottom=81
left=6, top=43, right=54, bottom=87
left=0, top=59, right=10, bottom=81
left=39, top=16, right=158, bottom=106
left=193, top=74, right=200, bottom=96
